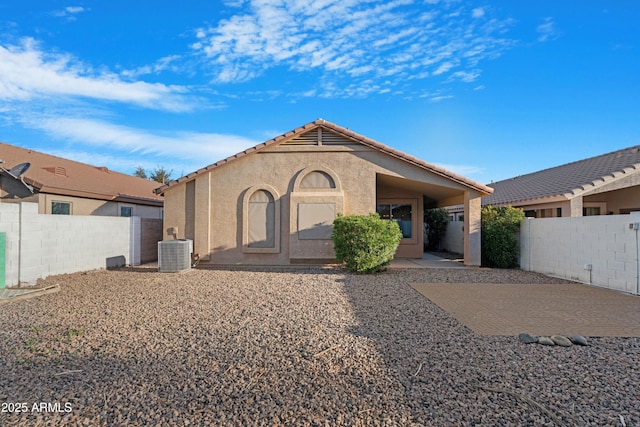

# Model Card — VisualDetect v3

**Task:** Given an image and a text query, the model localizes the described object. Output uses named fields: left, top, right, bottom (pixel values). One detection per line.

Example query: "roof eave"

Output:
left=155, top=119, right=493, bottom=196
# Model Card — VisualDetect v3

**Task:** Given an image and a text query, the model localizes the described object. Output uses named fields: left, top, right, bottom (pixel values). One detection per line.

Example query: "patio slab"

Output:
left=390, top=253, right=465, bottom=269
left=410, top=282, right=640, bottom=337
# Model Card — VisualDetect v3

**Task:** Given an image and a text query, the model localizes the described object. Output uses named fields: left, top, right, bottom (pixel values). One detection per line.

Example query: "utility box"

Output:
left=158, top=239, right=192, bottom=273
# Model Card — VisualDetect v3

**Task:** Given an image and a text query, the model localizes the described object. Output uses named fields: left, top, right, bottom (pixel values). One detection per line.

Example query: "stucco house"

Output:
left=0, top=142, right=164, bottom=218
left=454, top=145, right=640, bottom=219
left=155, top=119, right=493, bottom=266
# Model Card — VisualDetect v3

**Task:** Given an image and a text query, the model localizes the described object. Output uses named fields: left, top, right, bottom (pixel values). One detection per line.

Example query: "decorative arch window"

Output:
left=300, top=171, right=336, bottom=189
left=293, top=166, right=341, bottom=192
left=243, top=186, right=281, bottom=253
left=291, top=166, right=343, bottom=241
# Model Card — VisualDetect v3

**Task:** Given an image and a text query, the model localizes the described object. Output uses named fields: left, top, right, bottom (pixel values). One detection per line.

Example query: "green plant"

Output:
left=481, top=205, right=525, bottom=268
left=27, top=324, right=42, bottom=334
left=332, top=213, right=403, bottom=274
left=66, top=327, right=84, bottom=337
left=424, top=208, right=450, bottom=250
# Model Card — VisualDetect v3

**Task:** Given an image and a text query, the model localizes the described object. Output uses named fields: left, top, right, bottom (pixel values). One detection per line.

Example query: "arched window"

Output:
left=248, top=190, right=275, bottom=248
left=291, top=166, right=343, bottom=241
left=243, top=185, right=280, bottom=253
left=292, top=166, right=341, bottom=192
left=300, top=171, right=336, bottom=189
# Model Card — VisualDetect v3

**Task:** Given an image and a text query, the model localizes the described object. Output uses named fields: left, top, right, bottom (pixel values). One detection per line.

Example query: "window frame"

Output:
left=120, top=205, right=134, bottom=217
left=51, top=201, right=71, bottom=215
left=242, top=185, right=281, bottom=254
left=376, top=198, right=418, bottom=244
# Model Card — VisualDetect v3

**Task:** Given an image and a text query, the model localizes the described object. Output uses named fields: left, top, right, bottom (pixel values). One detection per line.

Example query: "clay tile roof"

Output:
left=483, top=145, right=640, bottom=205
left=0, top=142, right=163, bottom=206
left=155, top=119, right=493, bottom=195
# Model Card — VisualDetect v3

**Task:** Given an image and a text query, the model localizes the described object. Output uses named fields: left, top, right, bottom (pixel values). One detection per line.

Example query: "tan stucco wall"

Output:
left=1, top=192, right=162, bottom=218
left=584, top=185, right=640, bottom=214
left=504, top=183, right=640, bottom=217
left=163, top=143, right=481, bottom=265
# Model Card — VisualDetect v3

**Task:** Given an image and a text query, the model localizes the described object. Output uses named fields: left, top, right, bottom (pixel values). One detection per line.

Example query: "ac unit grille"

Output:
left=158, top=239, right=192, bottom=272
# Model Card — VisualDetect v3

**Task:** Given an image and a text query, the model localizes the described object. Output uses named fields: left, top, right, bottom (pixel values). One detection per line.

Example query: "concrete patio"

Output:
left=411, top=281, right=640, bottom=337
left=389, top=252, right=465, bottom=269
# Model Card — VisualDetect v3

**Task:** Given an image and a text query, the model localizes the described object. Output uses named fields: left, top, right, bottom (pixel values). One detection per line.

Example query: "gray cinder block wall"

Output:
left=520, top=212, right=640, bottom=295
left=0, top=203, right=131, bottom=286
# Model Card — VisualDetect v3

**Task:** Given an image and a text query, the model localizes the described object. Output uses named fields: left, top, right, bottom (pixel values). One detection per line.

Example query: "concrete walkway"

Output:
left=389, top=252, right=465, bottom=269
left=411, top=282, right=640, bottom=337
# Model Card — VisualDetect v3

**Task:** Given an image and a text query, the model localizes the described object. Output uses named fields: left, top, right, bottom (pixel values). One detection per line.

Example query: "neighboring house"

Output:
left=485, top=145, right=640, bottom=217
left=0, top=142, right=163, bottom=218
left=448, top=145, right=640, bottom=219
left=155, top=119, right=493, bottom=266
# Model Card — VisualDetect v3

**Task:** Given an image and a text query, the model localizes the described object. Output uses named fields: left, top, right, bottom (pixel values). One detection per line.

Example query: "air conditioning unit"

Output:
left=158, top=239, right=192, bottom=273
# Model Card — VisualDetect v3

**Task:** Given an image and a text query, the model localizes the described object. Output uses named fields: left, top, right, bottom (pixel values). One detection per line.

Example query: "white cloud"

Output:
left=434, top=163, right=484, bottom=177
left=448, top=70, right=480, bottom=83
left=0, top=38, right=195, bottom=112
left=28, top=116, right=260, bottom=165
left=537, top=17, right=558, bottom=42
left=193, top=0, right=514, bottom=95
left=471, top=7, right=485, bottom=18
left=65, top=6, right=85, bottom=14
left=51, top=6, right=87, bottom=20
left=433, top=61, right=456, bottom=76
left=428, top=95, right=454, bottom=102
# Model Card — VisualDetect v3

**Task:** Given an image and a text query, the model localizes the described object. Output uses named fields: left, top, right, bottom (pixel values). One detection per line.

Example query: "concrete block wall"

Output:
left=0, top=202, right=130, bottom=286
left=520, top=212, right=640, bottom=295
left=442, top=221, right=464, bottom=255
left=0, top=203, right=21, bottom=286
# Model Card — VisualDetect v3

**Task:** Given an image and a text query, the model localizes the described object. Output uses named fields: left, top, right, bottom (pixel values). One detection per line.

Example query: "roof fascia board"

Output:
left=113, top=194, right=164, bottom=206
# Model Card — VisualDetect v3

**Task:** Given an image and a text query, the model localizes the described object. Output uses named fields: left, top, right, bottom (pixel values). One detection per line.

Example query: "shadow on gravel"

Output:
left=339, top=268, right=640, bottom=426
left=1, top=267, right=638, bottom=426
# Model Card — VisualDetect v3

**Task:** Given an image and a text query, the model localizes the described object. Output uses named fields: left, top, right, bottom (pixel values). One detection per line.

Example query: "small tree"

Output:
left=424, top=208, right=449, bottom=250
left=332, top=213, right=402, bottom=274
left=133, top=166, right=148, bottom=179
left=481, top=205, right=525, bottom=268
left=133, top=166, right=173, bottom=184
left=149, top=166, right=173, bottom=184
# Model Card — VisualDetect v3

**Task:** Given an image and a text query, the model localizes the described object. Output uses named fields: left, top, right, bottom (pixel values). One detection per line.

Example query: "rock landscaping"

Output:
left=518, top=333, right=589, bottom=347
left=0, top=267, right=638, bottom=426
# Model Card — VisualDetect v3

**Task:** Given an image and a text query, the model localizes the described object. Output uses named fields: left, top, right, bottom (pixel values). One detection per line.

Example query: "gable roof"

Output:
left=483, top=145, right=640, bottom=205
left=154, top=119, right=493, bottom=195
left=0, top=142, right=163, bottom=206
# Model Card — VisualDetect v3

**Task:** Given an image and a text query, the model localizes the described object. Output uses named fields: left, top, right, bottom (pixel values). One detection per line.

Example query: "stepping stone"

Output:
left=569, top=335, right=589, bottom=346
left=551, top=335, right=573, bottom=347
left=518, top=332, right=539, bottom=344
left=537, top=336, right=555, bottom=346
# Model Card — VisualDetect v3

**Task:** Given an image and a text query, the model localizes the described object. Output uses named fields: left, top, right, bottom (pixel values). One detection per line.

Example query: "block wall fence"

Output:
left=443, top=221, right=465, bottom=255
left=520, top=212, right=640, bottom=295
left=0, top=203, right=156, bottom=287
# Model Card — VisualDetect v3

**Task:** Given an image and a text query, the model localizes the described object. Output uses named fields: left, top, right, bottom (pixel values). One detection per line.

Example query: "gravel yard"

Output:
left=0, top=267, right=638, bottom=426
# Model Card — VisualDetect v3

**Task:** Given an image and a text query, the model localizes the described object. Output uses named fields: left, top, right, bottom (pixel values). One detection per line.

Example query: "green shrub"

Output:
left=424, top=208, right=450, bottom=250
left=332, top=213, right=403, bottom=274
left=481, top=205, right=525, bottom=268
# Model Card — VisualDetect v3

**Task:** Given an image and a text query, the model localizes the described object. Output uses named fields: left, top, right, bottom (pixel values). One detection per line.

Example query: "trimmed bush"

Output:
left=481, top=205, right=525, bottom=268
left=332, top=213, right=402, bottom=274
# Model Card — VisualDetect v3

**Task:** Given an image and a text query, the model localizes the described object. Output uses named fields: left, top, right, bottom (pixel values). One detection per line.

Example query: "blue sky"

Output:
left=0, top=1, right=638, bottom=184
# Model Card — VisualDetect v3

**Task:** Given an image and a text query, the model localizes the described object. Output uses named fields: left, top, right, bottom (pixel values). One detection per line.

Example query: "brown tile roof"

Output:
left=154, top=119, right=493, bottom=195
left=0, top=142, right=163, bottom=206
left=483, top=145, right=640, bottom=205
